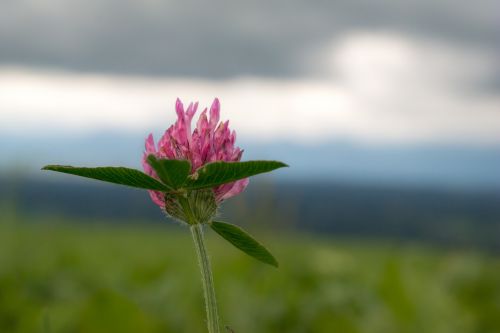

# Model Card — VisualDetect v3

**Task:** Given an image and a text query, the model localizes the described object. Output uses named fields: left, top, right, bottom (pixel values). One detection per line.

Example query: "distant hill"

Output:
left=1, top=176, right=499, bottom=251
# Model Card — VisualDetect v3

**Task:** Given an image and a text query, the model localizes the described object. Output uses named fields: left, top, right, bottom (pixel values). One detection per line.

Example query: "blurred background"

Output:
left=1, top=0, right=499, bottom=332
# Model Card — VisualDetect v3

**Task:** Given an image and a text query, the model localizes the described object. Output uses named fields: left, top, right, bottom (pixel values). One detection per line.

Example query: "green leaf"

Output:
left=146, top=155, right=191, bottom=189
left=186, top=160, right=288, bottom=190
left=42, top=165, right=170, bottom=191
left=209, top=221, right=279, bottom=267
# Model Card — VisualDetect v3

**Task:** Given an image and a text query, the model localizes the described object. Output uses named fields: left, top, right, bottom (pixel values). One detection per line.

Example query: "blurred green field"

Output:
left=1, top=215, right=499, bottom=333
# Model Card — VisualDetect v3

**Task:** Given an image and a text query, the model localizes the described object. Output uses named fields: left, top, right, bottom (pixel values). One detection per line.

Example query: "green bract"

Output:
left=146, top=155, right=191, bottom=190
left=186, top=160, right=288, bottom=190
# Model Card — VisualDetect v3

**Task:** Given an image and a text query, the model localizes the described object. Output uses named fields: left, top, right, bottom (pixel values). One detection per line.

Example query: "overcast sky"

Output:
left=0, top=0, right=499, bottom=146
left=1, top=0, right=498, bottom=78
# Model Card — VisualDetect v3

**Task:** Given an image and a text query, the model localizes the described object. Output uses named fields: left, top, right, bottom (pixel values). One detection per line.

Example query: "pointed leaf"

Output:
left=147, top=155, right=191, bottom=189
left=42, top=165, right=170, bottom=191
left=210, top=221, right=278, bottom=267
left=186, top=160, right=288, bottom=190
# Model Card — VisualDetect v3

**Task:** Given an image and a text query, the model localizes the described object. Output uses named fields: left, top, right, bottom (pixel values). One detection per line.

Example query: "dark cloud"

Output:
left=0, top=0, right=498, bottom=78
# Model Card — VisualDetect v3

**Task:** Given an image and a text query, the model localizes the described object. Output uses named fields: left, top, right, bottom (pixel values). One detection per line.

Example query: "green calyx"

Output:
left=165, top=189, right=218, bottom=225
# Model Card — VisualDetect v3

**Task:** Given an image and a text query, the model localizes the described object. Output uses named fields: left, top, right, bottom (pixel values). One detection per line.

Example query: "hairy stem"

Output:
left=190, top=223, right=220, bottom=333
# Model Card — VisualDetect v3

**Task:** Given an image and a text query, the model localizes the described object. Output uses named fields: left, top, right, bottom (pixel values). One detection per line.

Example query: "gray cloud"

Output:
left=0, top=0, right=498, bottom=78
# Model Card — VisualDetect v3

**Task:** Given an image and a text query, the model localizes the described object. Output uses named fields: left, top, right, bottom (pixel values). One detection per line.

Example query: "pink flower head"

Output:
left=142, top=98, right=249, bottom=207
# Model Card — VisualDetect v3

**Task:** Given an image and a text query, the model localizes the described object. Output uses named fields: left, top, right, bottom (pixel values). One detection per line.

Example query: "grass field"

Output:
left=1, top=215, right=499, bottom=333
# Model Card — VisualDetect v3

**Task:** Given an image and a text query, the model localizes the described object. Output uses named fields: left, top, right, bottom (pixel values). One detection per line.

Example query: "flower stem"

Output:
left=190, top=223, right=220, bottom=333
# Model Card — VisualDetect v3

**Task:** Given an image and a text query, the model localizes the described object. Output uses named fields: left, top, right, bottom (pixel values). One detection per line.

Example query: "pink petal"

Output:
left=209, top=98, right=220, bottom=130
left=219, top=178, right=249, bottom=202
left=175, top=98, right=184, bottom=118
left=145, top=133, right=156, bottom=154
left=148, top=190, right=165, bottom=207
left=143, top=97, right=248, bottom=207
